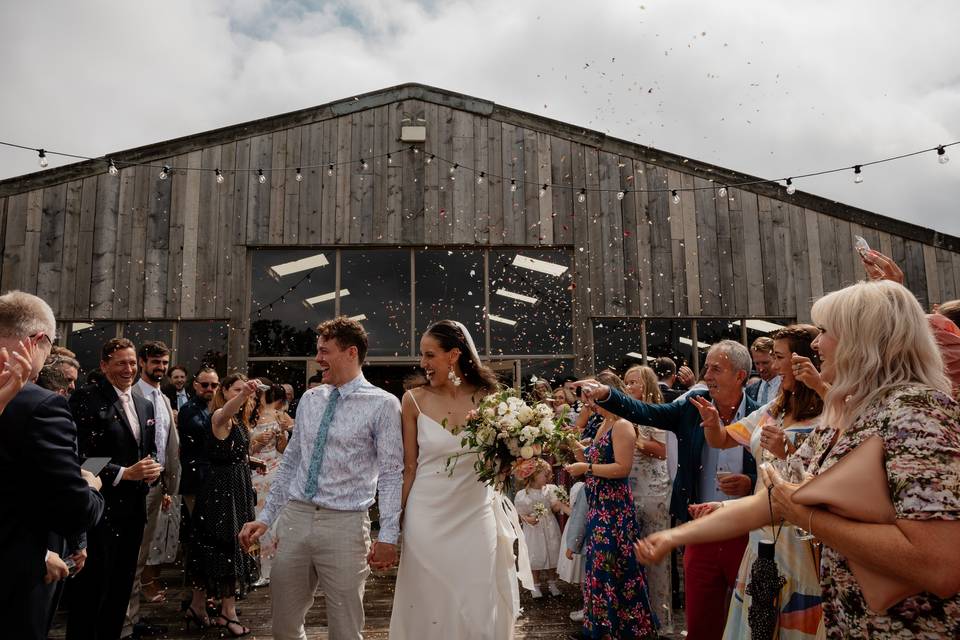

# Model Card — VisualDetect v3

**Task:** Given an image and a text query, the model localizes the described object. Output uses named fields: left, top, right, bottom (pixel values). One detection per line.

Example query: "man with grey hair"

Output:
left=573, top=339, right=759, bottom=640
left=0, top=290, right=105, bottom=640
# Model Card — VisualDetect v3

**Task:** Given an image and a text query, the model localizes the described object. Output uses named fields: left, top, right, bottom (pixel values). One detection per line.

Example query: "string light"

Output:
left=108, top=159, right=119, bottom=176
left=539, top=184, right=548, bottom=198
left=215, top=168, right=224, bottom=184
left=718, top=186, right=727, bottom=197
left=258, top=168, right=266, bottom=184
left=510, top=179, right=517, bottom=192
left=412, top=147, right=419, bottom=155
left=785, top=178, right=796, bottom=195
left=425, top=154, right=434, bottom=164
left=387, top=153, right=393, bottom=164
left=37, top=149, right=48, bottom=168
left=295, top=168, right=303, bottom=182
left=159, top=165, right=170, bottom=180
left=477, top=171, right=485, bottom=184
left=672, top=190, right=680, bottom=204
left=327, top=164, right=334, bottom=176
left=617, top=189, right=626, bottom=201
left=360, top=158, right=369, bottom=170
left=578, top=189, right=586, bottom=203
left=938, top=146, right=950, bottom=164
left=449, top=163, right=458, bottom=175
left=853, top=165, right=863, bottom=184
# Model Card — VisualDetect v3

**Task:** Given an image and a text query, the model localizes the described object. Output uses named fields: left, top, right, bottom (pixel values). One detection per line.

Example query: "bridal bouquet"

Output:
left=446, top=387, right=574, bottom=490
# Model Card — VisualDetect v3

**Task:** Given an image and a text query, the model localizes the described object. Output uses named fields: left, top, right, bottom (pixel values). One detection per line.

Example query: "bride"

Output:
left=389, top=320, right=531, bottom=639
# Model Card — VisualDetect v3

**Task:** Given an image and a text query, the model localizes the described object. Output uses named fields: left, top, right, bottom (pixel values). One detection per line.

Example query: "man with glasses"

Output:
left=176, top=367, right=219, bottom=621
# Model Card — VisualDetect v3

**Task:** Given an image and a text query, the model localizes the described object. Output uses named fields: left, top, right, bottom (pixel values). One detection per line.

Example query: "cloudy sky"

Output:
left=2, top=0, right=958, bottom=235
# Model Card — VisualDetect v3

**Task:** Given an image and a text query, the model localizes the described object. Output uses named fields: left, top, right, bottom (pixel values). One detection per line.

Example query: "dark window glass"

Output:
left=123, top=321, right=175, bottom=350
left=249, top=250, right=336, bottom=357
left=645, top=319, right=694, bottom=369
left=489, top=250, right=572, bottom=355
left=518, top=358, right=577, bottom=390
left=592, top=318, right=644, bottom=375
left=177, top=321, right=229, bottom=377
left=414, top=250, right=485, bottom=349
left=696, top=319, right=745, bottom=368
left=247, top=360, right=307, bottom=399
left=340, top=250, right=411, bottom=357
left=739, top=319, right=794, bottom=352
left=66, top=322, right=119, bottom=375
left=361, top=364, right=420, bottom=401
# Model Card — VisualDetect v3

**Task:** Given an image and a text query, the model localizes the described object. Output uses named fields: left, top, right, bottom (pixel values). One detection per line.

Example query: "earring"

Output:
left=447, top=369, right=462, bottom=387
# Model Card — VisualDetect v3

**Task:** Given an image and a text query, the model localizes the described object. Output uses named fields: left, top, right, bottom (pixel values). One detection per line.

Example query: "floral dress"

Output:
left=800, top=385, right=960, bottom=638
left=583, top=428, right=657, bottom=639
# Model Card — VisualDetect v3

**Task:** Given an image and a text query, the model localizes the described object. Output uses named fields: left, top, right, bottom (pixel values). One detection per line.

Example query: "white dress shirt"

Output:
left=256, top=373, right=404, bottom=543
left=135, top=378, right=171, bottom=468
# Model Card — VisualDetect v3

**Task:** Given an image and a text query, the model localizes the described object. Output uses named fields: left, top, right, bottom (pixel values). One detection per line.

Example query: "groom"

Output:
left=239, top=317, right=403, bottom=640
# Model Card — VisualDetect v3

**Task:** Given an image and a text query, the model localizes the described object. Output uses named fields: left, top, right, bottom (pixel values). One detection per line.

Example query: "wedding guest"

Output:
left=515, top=458, right=564, bottom=599
left=767, top=280, right=960, bottom=637
left=745, top=337, right=782, bottom=405
left=37, top=364, right=70, bottom=396
left=187, top=373, right=260, bottom=636
left=565, top=380, right=656, bottom=639
left=163, top=365, right=190, bottom=409
left=177, top=367, right=219, bottom=628
left=249, top=380, right=291, bottom=585
left=623, top=365, right=673, bottom=633
left=45, top=353, right=80, bottom=394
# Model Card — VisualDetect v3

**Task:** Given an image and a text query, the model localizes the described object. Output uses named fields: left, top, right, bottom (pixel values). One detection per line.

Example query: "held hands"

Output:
left=80, top=469, right=102, bottom=492
left=123, top=455, right=163, bottom=483
left=564, top=462, right=589, bottom=477
left=238, top=521, right=268, bottom=553
left=688, top=502, right=722, bottom=519
left=688, top=396, right=721, bottom=431
left=634, top=530, right=676, bottom=565
left=367, top=541, right=398, bottom=570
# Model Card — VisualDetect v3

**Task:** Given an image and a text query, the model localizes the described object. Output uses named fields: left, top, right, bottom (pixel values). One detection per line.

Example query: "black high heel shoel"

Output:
left=182, top=603, right=209, bottom=630
left=216, top=615, right=251, bottom=637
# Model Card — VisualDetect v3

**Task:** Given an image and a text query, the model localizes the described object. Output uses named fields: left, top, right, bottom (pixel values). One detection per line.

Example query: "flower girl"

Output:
left=514, top=458, right=564, bottom=598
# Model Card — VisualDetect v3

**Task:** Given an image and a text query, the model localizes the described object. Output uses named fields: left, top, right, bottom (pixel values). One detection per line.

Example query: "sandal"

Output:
left=182, top=604, right=209, bottom=630
left=216, top=615, right=250, bottom=637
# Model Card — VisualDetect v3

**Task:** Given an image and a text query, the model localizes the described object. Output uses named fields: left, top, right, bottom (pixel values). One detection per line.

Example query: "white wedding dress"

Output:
left=389, top=399, right=530, bottom=639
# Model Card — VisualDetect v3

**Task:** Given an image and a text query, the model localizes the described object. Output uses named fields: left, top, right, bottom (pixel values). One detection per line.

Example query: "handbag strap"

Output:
left=766, top=485, right=786, bottom=546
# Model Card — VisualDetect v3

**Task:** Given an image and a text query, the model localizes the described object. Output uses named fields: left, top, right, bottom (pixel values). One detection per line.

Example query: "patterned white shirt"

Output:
left=256, top=373, right=404, bottom=543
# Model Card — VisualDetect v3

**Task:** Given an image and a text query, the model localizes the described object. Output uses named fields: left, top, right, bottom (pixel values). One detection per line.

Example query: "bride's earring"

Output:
left=447, top=369, right=462, bottom=387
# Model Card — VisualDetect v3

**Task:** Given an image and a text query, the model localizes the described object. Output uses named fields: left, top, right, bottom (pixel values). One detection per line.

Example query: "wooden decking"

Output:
left=49, top=563, right=686, bottom=639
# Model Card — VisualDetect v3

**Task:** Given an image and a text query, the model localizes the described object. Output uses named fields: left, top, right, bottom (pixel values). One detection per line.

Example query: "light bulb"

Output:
left=477, top=172, right=485, bottom=185
left=295, top=168, right=303, bottom=182
left=578, top=189, right=586, bottom=203
left=387, top=154, right=393, bottom=164
left=38, top=149, right=48, bottom=168
left=215, top=169, right=224, bottom=184
left=426, top=154, right=434, bottom=164
left=938, top=146, right=950, bottom=164
left=258, top=169, right=266, bottom=184
left=785, top=178, right=796, bottom=195
left=108, top=159, right=119, bottom=176
left=539, top=184, right=548, bottom=198
left=853, top=165, right=863, bottom=184
left=449, top=163, right=458, bottom=175
left=510, top=180, right=517, bottom=193
left=412, top=147, right=419, bottom=155
left=617, top=190, right=625, bottom=201
left=159, top=165, right=170, bottom=180
left=327, top=164, right=334, bottom=176
left=718, top=186, right=727, bottom=197
left=361, top=159, right=369, bottom=170
left=671, top=190, right=680, bottom=205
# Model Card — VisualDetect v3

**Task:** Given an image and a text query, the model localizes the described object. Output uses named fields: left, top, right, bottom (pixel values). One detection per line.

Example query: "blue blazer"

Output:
left=597, top=388, right=759, bottom=523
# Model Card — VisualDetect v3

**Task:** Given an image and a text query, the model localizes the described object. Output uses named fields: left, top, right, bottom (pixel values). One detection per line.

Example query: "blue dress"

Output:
left=583, top=428, right=657, bottom=639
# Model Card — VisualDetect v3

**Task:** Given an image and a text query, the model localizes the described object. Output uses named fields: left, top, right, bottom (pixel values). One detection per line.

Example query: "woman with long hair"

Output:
left=389, top=320, right=527, bottom=639
left=187, top=373, right=260, bottom=637
left=623, top=364, right=673, bottom=632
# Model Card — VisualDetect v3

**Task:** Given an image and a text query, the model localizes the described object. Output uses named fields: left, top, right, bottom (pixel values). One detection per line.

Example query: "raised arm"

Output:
left=211, top=379, right=258, bottom=440
left=593, top=385, right=690, bottom=434
left=399, top=391, right=420, bottom=511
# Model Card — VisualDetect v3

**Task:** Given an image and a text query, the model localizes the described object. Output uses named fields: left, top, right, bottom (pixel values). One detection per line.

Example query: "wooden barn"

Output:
left=2, top=83, right=959, bottom=394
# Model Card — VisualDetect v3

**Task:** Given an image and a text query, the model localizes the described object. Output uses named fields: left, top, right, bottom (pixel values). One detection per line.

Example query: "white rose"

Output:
left=483, top=407, right=496, bottom=419
left=507, top=396, right=524, bottom=410
left=520, top=445, right=535, bottom=459
left=517, top=405, right=535, bottom=424
left=536, top=403, right=553, bottom=419
left=497, top=402, right=509, bottom=416
left=539, top=417, right=555, bottom=433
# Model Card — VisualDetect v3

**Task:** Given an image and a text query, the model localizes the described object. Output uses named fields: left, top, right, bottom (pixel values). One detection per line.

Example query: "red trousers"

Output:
left=682, top=534, right=748, bottom=640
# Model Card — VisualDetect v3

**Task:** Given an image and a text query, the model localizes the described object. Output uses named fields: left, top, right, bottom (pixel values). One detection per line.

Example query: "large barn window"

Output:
left=414, top=249, right=486, bottom=348
left=340, top=250, right=411, bottom=357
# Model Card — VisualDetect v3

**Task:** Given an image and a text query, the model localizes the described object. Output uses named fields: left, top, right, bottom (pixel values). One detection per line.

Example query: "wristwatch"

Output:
left=587, top=463, right=594, bottom=476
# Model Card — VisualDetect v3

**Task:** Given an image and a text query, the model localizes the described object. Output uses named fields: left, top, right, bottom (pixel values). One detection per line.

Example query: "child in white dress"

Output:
left=515, top=458, right=563, bottom=598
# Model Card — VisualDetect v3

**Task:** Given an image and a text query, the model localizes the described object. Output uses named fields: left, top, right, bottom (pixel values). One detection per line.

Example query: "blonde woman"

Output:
left=623, top=365, right=673, bottom=632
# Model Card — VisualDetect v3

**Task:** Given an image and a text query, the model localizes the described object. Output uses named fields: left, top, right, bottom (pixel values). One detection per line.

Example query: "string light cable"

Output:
left=0, top=138, right=956, bottom=198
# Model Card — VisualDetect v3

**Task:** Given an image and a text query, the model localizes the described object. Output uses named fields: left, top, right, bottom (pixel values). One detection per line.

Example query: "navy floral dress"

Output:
left=583, top=427, right=657, bottom=639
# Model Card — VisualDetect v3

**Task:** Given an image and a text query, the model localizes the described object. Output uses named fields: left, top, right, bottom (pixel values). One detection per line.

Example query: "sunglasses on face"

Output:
left=198, top=382, right=220, bottom=389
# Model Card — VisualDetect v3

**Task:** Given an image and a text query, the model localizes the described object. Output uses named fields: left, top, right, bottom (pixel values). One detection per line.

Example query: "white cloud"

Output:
left=2, top=0, right=958, bottom=235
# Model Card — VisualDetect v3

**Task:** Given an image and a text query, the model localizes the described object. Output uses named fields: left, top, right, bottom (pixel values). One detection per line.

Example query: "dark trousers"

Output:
left=682, top=534, right=748, bottom=640
left=66, top=516, right=145, bottom=640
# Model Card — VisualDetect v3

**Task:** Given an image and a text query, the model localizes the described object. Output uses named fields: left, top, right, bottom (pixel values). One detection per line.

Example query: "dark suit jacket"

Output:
left=0, top=383, right=104, bottom=608
left=176, top=395, right=212, bottom=496
left=598, top=388, right=759, bottom=523
left=69, top=378, right=156, bottom=524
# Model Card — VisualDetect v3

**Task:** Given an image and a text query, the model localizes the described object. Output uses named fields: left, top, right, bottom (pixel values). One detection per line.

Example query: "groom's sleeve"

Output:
left=373, top=395, right=403, bottom=545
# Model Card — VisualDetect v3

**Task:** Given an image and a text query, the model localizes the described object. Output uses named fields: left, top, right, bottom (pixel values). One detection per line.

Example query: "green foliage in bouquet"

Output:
left=445, top=387, right=578, bottom=491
